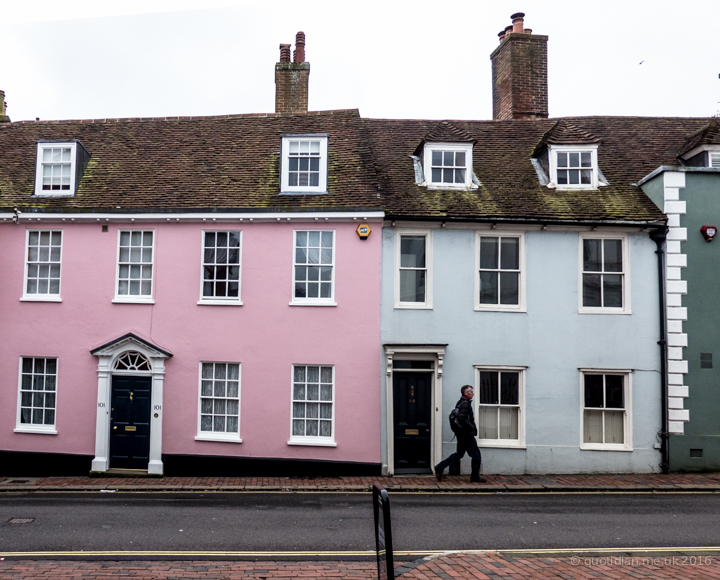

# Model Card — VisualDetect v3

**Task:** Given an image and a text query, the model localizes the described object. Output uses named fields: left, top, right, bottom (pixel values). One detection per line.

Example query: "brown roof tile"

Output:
left=0, top=109, right=381, bottom=213
left=364, top=116, right=712, bottom=223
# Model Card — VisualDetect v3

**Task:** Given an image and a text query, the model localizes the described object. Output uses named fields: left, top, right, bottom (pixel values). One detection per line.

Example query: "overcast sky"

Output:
left=2, top=0, right=719, bottom=123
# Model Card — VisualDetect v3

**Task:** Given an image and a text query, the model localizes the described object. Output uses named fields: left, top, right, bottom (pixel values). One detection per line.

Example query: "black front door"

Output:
left=393, top=371, right=432, bottom=473
left=110, top=376, right=152, bottom=470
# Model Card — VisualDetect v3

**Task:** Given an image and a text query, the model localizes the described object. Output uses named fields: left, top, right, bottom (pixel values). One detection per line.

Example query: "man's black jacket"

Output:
left=454, top=396, right=477, bottom=437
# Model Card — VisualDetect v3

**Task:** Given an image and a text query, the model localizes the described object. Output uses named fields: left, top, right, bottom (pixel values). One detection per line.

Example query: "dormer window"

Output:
left=549, top=145, right=598, bottom=189
left=423, top=143, right=473, bottom=189
left=280, top=134, right=328, bottom=194
left=34, top=140, right=90, bottom=197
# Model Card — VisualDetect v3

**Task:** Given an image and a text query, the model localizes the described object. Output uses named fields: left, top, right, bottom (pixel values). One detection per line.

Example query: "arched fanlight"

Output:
left=114, top=351, right=151, bottom=371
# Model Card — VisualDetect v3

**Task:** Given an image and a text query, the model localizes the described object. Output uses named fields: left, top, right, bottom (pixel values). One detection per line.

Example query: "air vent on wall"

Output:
left=690, top=448, right=704, bottom=458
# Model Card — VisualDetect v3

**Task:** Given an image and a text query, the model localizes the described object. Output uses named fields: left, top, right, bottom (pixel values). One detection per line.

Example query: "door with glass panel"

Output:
left=109, top=376, right=152, bottom=470
left=393, top=366, right=432, bottom=473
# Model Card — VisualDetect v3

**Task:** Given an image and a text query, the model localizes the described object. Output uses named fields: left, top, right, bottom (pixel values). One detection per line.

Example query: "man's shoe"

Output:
left=470, top=476, right=486, bottom=483
left=433, top=465, right=443, bottom=482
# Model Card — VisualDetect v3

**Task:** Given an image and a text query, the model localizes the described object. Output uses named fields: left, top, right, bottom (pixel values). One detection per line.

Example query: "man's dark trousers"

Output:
left=435, top=434, right=482, bottom=480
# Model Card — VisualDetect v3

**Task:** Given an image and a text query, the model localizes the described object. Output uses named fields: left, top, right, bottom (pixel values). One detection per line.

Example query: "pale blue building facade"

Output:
left=380, top=224, right=664, bottom=475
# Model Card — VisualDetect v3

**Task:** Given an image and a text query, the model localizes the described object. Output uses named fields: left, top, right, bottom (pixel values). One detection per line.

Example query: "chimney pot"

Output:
left=524, top=28, right=532, bottom=34
left=294, top=31, right=306, bottom=63
left=511, top=12, right=525, bottom=34
left=275, top=34, right=310, bottom=113
left=498, top=30, right=506, bottom=42
left=504, top=25, right=513, bottom=35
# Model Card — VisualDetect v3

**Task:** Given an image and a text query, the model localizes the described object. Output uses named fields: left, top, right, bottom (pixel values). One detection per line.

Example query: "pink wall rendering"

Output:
left=0, top=219, right=382, bottom=465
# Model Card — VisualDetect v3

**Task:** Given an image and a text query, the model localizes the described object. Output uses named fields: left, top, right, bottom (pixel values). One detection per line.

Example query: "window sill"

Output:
left=20, top=296, right=62, bottom=302
left=287, top=439, right=337, bottom=447
left=427, top=183, right=473, bottom=191
left=278, top=190, right=328, bottom=195
left=289, top=300, right=337, bottom=307
left=580, top=444, right=633, bottom=452
left=579, top=308, right=631, bottom=315
left=112, top=298, right=155, bottom=304
left=33, top=192, right=75, bottom=198
left=195, top=434, right=242, bottom=443
left=474, top=306, right=526, bottom=313
left=197, top=300, right=243, bottom=306
left=477, top=440, right=526, bottom=449
left=14, top=427, right=57, bottom=435
left=395, top=303, right=433, bottom=310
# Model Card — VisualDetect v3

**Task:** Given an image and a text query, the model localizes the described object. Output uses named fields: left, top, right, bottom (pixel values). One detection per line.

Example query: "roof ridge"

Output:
left=7, top=109, right=361, bottom=126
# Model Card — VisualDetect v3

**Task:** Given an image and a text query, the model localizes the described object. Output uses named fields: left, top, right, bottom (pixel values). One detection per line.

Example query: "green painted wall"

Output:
left=641, top=174, right=664, bottom=211
left=672, top=172, right=720, bottom=471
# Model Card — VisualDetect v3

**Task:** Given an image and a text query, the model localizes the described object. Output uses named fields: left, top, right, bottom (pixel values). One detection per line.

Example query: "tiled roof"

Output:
left=677, top=119, right=720, bottom=157
left=532, top=120, right=602, bottom=155
left=0, top=110, right=382, bottom=213
left=364, top=116, right=712, bottom=223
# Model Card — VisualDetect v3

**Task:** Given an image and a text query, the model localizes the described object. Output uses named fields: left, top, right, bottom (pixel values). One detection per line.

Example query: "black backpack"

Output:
left=449, top=406, right=463, bottom=435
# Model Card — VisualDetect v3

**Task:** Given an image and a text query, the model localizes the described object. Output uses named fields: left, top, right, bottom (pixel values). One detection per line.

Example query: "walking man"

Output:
left=434, top=385, right=485, bottom=483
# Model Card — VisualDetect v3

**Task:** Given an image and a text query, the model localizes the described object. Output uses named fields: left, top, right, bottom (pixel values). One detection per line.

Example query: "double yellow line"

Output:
left=1, top=547, right=719, bottom=558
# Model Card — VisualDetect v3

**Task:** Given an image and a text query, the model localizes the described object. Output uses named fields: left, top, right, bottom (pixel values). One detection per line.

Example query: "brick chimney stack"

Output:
left=490, top=13, right=548, bottom=120
left=0, top=90, right=10, bottom=123
left=275, top=32, right=310, bottom=114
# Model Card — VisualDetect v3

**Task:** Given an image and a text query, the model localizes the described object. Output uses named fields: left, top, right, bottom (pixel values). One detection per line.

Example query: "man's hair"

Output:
left=461, top=384, right=473, bottom=396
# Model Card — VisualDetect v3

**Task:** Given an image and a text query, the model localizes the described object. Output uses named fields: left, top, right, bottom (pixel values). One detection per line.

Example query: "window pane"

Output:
left=399, top=269, right=425, bottom=303
left=321, top=231, right=333, bottom=248
left=603, top=240, right=623, bottom=272
left=583, top=410, right=603, bottom=443
left=604, top=411, right=624, bottom=444
left=292, top=420, right=305, bottom=436
left=480, top=238, right=498, bottom=269
left=605, top=375, right=624, bottom=408
left=569, top=152, right=579, bottom=167
left=580, top=152, right=592, bottom=167
left=478, top=406, right=498, bottom=439
left=499, top=272, right=519, bottom=305
left=400, top=236, right=425, bottom=268
left=432, top=151, right=442, bottom=165
left=583, top=274, right=602, bottom=307
left=584, top=375, right=604, bottom=407
left=500, top=373, right=519, bottom=405
left=478, top=372, right=498, bottom=404
left=320, top=367, right=332, bottom=383
left=557, top=152, right=567, bottom=167
left=479, top=271, right=498, bottom=304
left=294, top=366, right=305, bottom=383
left=500, top=238, right=519, bottom=270
left=499, top=407, right=518, bottom=439
left=583, top=239, right=601, bottom=272
left=603, top=275, right=623, bottom=308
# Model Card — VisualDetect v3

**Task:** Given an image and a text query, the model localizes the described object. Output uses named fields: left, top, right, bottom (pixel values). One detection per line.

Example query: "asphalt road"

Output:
left=0, top=492, right=719, bottom=555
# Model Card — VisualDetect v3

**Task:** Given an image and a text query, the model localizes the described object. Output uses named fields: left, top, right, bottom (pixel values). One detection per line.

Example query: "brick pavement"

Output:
left=1, top=554, right=720, bottom=579
left=2, top=472, right=720, bottom=492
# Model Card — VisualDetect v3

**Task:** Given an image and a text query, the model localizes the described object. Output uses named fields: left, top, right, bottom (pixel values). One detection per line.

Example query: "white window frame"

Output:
left=113, top=230, right=155, bottom=304
left=395, top=229, right=433, bottom=309
left=15, top=356, right=59, bottom=435
left=288, top=364, right=336, bottom=447
left=195, top=361, right=242, bottom=443
left=280, top=134, right=328, bottom=194
left=198, top=230, right=243, bottom=305
left=549, top=145, right=598, bottom=190
left=580, top=369, right=632, bottom=451
left=475, top=231, right=526, bottom=312
left=34, top=142, right=77, bottom=197
left=21, top=229, right=63, bottom=302
left=290, top=229, right=336, bottom=306
left=710, top=151, right=720, bottom=169
left=474, top=365, right=526, bottom=449
left=578, top=232, right=631, bottom=314
left=423, top=142, right=473, bottom=189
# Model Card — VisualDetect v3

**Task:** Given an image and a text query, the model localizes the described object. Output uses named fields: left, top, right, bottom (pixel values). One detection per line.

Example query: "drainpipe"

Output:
left=650, top=227, right=669, bottom=474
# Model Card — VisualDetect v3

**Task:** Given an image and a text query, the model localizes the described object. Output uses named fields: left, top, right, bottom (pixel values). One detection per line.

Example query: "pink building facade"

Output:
left=0, top=91, right=384, bottom=476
